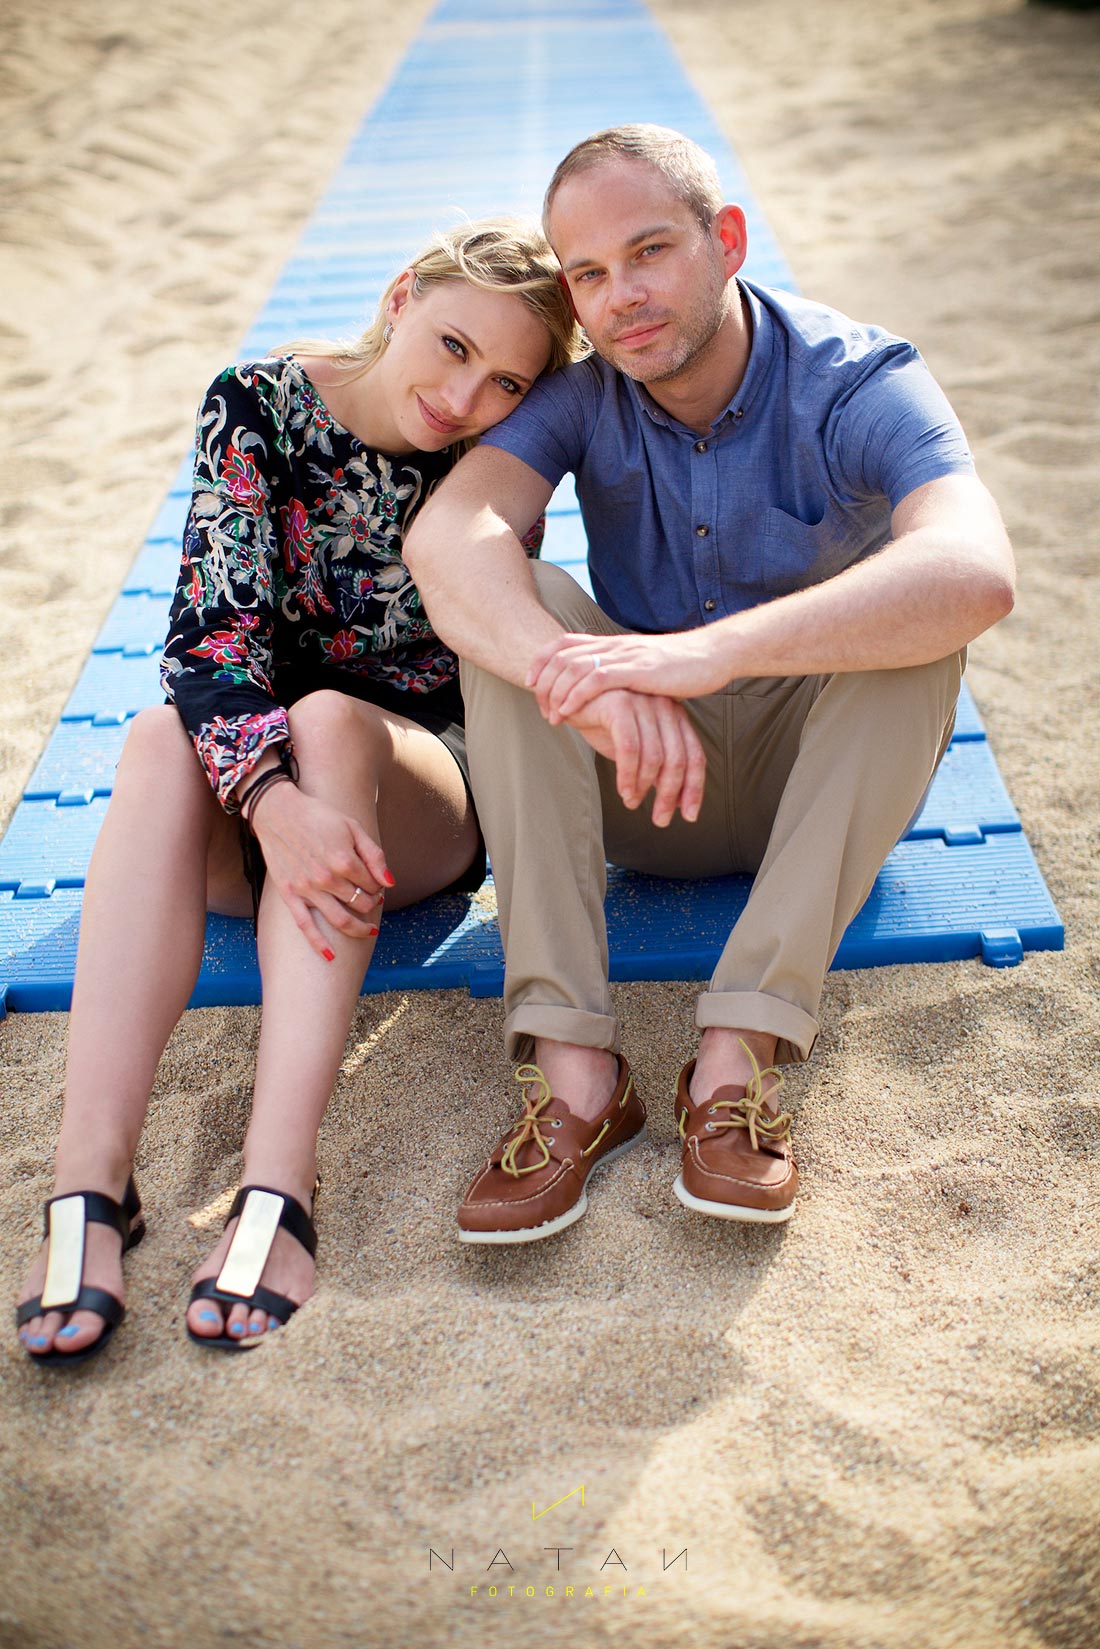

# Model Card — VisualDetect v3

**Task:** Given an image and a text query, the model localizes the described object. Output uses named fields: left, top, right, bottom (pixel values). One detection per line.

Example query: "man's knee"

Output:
left=529, top=560, right=607, bottom=630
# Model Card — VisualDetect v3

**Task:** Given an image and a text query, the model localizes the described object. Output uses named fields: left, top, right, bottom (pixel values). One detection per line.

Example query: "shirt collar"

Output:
left=626, top=277, right=776, bottom=435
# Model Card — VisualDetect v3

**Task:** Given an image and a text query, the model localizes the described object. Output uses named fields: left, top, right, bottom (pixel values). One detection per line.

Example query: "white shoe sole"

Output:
left=458, top=1127, right=646, bottom=1245
left=672, top=1173, right=796, bottom=1223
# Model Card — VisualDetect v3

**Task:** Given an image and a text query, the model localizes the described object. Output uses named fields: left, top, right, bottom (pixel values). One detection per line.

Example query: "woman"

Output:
left=15, top=219, right=580, bottom=1363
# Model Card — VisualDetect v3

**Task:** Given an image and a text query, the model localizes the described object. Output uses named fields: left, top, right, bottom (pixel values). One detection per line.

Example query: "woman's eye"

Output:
left=442, top=335, right=466, bottom=359
left=496, top=377, right=522, bottom=397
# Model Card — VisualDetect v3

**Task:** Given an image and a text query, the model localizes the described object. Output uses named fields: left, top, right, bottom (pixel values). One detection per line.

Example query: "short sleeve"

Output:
left=161, top=365, right=292, bottom=810
left=479, top=360, right=598, bottom=488
left=825, top=343, right=975, bottom=509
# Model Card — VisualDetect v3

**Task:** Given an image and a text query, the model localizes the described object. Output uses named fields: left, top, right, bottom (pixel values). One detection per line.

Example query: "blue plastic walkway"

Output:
left=0, top=0, right=1062, bottom=1013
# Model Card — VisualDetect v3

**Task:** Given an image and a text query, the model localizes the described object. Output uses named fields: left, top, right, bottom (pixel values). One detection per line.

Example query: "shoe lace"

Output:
left=499, top=1064, right=557, bottom=1178
left=679, top=1041, right=792, bottom=1152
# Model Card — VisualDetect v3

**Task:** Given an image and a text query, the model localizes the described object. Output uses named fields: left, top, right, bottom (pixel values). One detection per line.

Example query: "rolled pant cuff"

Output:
left=695, top=991, right=819, bottom=1065
left=505, top=1004, right=621, bottom=1065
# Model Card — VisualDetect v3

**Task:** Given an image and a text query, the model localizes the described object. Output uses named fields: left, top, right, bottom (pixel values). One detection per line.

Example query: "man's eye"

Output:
left=572, top=269, right=601, bottom=284
left=442, top=335, right=466, bottom=358
left=639, top=243, right=664, bottom=258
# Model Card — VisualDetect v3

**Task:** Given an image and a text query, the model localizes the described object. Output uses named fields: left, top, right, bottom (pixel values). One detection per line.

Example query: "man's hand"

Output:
left=564, top=688, right=706, bottom=828
left=529, top=629, right=729, bottom=722
left=248, top=782, right=391, bottom=960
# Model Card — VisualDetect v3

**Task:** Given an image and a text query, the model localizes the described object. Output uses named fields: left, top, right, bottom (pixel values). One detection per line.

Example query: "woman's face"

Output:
left=376, top=274, right=553, bottom=452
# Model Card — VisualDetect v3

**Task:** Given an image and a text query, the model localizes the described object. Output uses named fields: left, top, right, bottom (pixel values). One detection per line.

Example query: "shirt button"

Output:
left=695, top=524, right=709, bottom=537
left=704, top=599, right=716, bottom=612
left=734, top=409, right=744, bottom=420
left=694, top=440, right=707, bottom=454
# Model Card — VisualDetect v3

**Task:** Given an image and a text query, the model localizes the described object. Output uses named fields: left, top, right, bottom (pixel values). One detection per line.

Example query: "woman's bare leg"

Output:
left=17, top=705, right=241, bottom=1356
left=187, top=691, right=479, bottom=1342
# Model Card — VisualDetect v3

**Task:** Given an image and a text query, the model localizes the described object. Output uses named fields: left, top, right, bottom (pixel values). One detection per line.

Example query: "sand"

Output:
left=1, top=1, right=1098, bottom=1646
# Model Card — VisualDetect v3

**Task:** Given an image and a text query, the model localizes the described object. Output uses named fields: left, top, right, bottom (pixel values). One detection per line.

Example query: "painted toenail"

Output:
left=57, top=1325, right=81, bottom=1338
left=32, top=1336, right=49, bottom=1347
left=199, top=1311, right=220, bottom=1325
left=248, top=1322, right=263, bottom=1335
left=267, top=1317, right=280, bottom=1331
left=229, top=1322, right=245, bottom=1336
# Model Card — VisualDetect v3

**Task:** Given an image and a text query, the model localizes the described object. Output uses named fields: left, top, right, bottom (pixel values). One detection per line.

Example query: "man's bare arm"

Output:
left=529, top=473, right=1016, bottom=717
left=403, top=445, right=561, bottom=685
left=403, top=444, right=706, bottom=826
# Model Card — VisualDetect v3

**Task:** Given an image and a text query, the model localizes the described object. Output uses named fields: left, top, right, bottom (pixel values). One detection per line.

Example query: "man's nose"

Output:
left=608, top=268, right=646, bottom=310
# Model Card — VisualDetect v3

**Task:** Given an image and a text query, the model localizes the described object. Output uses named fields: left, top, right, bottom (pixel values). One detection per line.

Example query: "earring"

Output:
left=383, top=323, right=393, bottom=343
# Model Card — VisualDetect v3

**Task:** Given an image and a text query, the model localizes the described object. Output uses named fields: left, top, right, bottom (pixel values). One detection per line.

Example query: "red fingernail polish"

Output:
left=368, top=925, right=379, bottom=937
left=382, top=870, right=396, bottom=887
left=322, top=948, right=335, bottom=962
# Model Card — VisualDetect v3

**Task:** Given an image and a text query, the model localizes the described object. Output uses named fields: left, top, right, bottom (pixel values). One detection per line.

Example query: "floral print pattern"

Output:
left=162, top=357, right=460, bottom=809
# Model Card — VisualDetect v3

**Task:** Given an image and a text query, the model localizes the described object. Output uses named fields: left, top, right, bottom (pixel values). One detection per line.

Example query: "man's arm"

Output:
left=404, top=445, right=560, bottom=684
left=528, top=472, right=1015, bottom=718
left=403, top=444, right=707, bottom=826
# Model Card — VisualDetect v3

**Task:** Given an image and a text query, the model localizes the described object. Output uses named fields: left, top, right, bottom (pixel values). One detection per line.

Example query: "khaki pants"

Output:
left=461, top=562, right=963, bottom=1066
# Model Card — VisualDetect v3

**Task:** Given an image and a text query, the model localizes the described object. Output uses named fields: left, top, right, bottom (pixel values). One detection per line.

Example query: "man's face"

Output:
left=547, top=156, right=731, bottom=386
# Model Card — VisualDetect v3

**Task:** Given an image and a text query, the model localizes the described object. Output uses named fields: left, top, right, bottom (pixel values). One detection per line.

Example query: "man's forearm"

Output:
left=709, top=523, right=1015, bottom=681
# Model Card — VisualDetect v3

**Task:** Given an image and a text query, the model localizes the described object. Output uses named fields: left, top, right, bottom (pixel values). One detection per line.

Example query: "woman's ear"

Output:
left=385, top=269, right=416, bottom=327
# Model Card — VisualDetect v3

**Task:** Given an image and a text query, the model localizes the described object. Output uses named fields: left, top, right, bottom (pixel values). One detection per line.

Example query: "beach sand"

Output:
left=1, top=2, right=1098, bottom=1646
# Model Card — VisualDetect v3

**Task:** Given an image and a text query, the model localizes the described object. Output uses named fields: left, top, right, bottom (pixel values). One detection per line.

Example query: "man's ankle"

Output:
left=691, top=1028, right=779, bottom=1104
left=530, top=1040, right=620, bottom=1122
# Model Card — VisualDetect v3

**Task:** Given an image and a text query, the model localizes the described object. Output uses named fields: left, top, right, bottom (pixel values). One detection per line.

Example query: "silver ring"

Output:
left=591, top=654, right=603, bottom=672
left=348, top=887, right=363, bottom=909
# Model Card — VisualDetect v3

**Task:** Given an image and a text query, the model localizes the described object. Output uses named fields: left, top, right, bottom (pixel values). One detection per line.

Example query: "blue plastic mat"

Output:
left=0, top=0, right=1062, bottom=1015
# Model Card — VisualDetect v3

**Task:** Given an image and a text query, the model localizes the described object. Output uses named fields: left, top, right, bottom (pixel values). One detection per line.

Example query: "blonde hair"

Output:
left=544, top=125, right=724, bottom=235
left=280, top=216, right=582, bottom=378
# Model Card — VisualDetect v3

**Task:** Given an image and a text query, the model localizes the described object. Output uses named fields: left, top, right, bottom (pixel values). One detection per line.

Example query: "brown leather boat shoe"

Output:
left=458, top=1056, right=646, bottom=1244
left=673, top=1054, right=798, bottom=1223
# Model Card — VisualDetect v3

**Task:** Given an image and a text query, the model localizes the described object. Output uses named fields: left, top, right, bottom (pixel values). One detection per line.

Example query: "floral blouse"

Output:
left=162, top=356, right=474, bottom=810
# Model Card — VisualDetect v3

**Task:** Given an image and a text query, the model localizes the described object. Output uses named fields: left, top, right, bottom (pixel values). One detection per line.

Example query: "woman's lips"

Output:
left=417, top=395, right=461, bottom=436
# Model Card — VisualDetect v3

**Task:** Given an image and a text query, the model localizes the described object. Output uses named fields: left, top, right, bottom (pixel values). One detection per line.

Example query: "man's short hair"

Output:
left=543, top=124, right=725, bottom=235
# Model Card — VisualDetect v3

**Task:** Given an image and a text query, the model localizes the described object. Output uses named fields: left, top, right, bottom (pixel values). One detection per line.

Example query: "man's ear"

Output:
left=386, top=269, right=415, bottom=326
left=714, top=204, right=748, bottom=281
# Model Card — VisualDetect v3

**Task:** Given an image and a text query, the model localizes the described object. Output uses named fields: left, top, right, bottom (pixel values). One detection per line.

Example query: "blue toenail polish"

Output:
left=32, top=1336, right=49, bottom=1347
left=199, top=1311, right=220, bottom=1325
left=267, top=1317, right=280, bottom=1331
left=249, top=1323, right=263, bottom=1335
left=229, top=1322, right=245, bottom=1336
left=57, top=1325, right=81, bottom=1338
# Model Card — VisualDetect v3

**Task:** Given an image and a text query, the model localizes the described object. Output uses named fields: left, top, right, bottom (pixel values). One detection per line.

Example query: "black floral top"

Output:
left=161, top=356, right=467, bottom=809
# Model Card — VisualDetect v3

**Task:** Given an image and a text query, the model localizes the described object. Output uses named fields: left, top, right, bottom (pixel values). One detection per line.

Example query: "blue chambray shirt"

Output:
left=481, top=279, right=975, bottom=636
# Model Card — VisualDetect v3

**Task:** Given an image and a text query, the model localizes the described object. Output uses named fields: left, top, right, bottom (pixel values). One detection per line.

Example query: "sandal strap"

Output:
left=214, top=1185, right=316, bottom=1303
left=188, top=1275, right=297, bottom=1324
left=16, top=1283, right=124, bottom=1331
left=35, top=1179, right=142, bottom=1314
left=224, top=1184, right=317, bottom=1258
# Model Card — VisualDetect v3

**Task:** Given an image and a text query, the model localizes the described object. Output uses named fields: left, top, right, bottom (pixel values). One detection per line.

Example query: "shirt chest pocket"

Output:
left=741, top=504, right=871, bottom=598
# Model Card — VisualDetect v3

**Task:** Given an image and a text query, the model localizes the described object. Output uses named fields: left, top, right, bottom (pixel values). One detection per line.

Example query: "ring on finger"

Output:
left=348, top=886, right=363, bottom=909
left=590, top=654, right=603, bottom=672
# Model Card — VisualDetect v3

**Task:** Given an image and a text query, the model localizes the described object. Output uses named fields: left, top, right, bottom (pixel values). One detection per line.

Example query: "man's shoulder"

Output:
left=744, top=279, right=915, bottom=379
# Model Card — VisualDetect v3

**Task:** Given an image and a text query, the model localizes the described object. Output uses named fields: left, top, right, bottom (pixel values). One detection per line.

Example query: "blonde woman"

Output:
left=16, top=219, right=581, bottom=1364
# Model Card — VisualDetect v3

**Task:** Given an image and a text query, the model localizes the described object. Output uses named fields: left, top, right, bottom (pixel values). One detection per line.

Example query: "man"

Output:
left=403, top=125, right=1014, bottom=1239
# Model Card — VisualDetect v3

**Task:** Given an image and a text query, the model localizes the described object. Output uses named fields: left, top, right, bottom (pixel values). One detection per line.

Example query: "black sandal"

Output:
left=15, top=1178, right=145, bottom=1369
left=186, top=1184, right=317, bottom=1352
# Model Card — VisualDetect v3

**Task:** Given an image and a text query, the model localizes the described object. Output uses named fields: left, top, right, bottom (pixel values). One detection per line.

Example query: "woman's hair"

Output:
left=543, top=124, right=724, bottom=235
left=279, top=216, right=583, bottom=377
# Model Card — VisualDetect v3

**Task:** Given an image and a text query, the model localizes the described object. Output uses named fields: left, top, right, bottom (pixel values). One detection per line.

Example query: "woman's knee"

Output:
left=116, top=705, right=197, bottom=784
left=286, top=689, right=393, bottom=771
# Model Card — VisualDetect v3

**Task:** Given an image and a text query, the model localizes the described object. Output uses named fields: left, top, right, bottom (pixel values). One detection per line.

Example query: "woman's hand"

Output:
left=527, top=629, right=732, bottom=722
left=247, top=781, right=392, bottom=961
